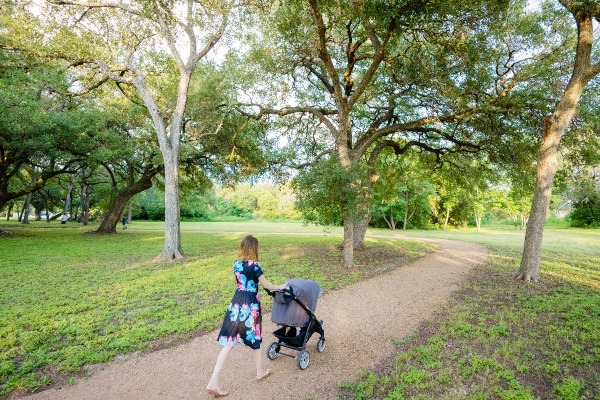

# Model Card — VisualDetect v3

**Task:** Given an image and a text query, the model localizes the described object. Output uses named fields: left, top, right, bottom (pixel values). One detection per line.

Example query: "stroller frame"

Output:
left=265, top=287, right=325, bottom=370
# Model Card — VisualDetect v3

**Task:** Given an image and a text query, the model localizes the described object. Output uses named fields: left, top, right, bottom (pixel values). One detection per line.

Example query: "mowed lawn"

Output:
left=0, top=221, right=433, bottom=396
left=343, top=225, right=600, bottom=400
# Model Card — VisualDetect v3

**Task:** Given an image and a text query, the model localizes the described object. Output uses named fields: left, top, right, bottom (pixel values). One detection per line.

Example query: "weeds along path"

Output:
left=23, top=238, right=487, bottom=400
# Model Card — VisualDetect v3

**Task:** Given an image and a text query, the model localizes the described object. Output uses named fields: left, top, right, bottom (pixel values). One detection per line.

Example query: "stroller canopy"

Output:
left=271, top=278, right=322, bottom=327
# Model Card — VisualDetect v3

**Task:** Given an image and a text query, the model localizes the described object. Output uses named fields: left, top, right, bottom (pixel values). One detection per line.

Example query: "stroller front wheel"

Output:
left=266, top=342, right=280, bottom=360
left=297, top=350, right=310, bottom=370
left=316, top=336, right=325, bottom=353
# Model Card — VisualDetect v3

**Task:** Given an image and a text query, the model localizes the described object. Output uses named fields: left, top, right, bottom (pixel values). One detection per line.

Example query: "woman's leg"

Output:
left=207, top=346, right=232, bottom=394
left=254, top=349, right=271, bottom=380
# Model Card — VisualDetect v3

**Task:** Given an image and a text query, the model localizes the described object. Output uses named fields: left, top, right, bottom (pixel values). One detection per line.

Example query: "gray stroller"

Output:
left=264, top=278, right=325, bottom=369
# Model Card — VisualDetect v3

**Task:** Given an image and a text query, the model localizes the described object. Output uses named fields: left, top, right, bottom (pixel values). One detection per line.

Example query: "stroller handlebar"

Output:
left=264, top=286, right=294, bottom=299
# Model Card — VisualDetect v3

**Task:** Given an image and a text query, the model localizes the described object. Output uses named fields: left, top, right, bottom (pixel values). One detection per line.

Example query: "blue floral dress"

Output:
left=217, top=260, right=263, bottom=350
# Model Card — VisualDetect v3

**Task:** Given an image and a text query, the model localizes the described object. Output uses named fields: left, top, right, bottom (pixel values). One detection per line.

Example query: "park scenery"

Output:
left=0, top=0, right=598, bottom=399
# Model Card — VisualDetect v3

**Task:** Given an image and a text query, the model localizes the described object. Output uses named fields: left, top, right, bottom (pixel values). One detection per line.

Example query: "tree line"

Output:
left=0, top=0, right=598, bottom=279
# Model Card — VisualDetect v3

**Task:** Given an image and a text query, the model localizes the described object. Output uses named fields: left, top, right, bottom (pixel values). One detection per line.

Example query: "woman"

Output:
left=207, top=235, right=287, bottom=398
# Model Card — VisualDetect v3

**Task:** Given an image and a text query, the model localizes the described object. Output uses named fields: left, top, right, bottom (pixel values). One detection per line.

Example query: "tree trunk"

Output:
left=342, top=214, right=355, bottom=268
left=353, top=213, right=369, bottom=250
left=18, top=201, right=24, bottom=222
left=5, top=202, right=12, bottom=221
left=96, top=164, right=159, bottom=234
left=383, top=209, right=396, bottom=230
left=63, top=175, right=77, bottom=222
left=127, top=200, right=133, bottom=225
left=157, top=152, right=185, bottom=260
left=517, top=9, right=599, bottom=282
left=22, top=193, right=32, bottom=224
left=82, top=184, right=91, bottom=225
left=443, top=207, right=450, bottom=230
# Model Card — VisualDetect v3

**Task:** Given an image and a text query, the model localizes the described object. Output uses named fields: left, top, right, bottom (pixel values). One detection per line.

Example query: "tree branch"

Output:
left=236, top=103, right=339, bottom=134
left=279, top=149, right=334, bottom=169
left=354, top=109, right=475, bottom=158
left=46, top=0, right=140, bottom=15
left=308, top=0, right=344, bottom=107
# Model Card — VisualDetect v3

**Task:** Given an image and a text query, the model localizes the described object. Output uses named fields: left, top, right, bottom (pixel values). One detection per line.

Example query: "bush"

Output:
left=569, top=204, right=600, bottom=228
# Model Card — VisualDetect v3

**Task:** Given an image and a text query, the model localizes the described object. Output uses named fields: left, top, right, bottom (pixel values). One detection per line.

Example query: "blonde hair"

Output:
left=237, top=235, right=259, bottom=261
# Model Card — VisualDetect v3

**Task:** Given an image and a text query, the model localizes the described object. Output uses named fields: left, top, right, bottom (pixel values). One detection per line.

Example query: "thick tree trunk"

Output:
left=517, top=10, right=598, bottom=282
left=96, top=164, right=159, bottom=234
left=157, top=152, right=185, bottom=261
left=518, top=119, right=558, bottom=281
left=342, top=214, right=355, bottom=268
left=353, top=213, right=369, bottom=250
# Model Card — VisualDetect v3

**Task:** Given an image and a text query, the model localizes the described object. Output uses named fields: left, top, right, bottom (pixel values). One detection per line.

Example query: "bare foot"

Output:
left=256, top=369, right=272, bottom=381
left=206, top=384, right=229, bottom=397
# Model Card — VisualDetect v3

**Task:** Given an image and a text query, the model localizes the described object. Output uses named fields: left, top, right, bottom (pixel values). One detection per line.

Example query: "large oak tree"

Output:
left=238, top=0, right=550, bottom=267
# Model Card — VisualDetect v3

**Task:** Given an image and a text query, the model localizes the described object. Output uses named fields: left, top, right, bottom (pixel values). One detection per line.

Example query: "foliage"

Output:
left=370, top=153, right=437, bottom=230
left=292, top=157, right=370, bottom=226
left=569, top=203, right=600, bottom=228
left=131, top=184, right=299, bottom=222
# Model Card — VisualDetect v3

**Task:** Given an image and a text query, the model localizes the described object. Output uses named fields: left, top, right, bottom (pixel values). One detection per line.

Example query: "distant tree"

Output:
left=370, top=153, right=436, bottom=230
left=0, top=43, right=88, bottom=209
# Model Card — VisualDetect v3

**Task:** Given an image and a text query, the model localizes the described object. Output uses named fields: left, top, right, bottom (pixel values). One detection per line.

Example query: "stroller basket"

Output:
left=272, top=326, right=309, bottom=348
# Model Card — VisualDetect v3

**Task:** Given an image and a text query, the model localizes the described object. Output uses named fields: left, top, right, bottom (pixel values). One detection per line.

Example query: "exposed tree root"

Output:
left=154, top=251, right=187, bottom=262
left=514, top=272, right=539, bottom=282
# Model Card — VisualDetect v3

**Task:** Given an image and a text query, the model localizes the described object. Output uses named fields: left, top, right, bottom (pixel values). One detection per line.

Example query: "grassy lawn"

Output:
left=0, top=220, right=433, bottom=397
left=341, top=226, right=599, bottom=400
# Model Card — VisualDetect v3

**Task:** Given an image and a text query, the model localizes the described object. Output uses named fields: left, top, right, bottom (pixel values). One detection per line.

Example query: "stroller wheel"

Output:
left=297, top=350, right=310, bottom=370
left=316, top=336, right=325, bottom=353
left=266, top=342, right=280, bottom=360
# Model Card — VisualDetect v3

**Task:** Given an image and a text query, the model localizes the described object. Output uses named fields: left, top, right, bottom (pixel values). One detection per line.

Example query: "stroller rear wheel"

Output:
left=266, top=342, right=280, bottom=360
left=316, top=336, right=325, bottom=353
left=297, top=350, right=310, bottom=369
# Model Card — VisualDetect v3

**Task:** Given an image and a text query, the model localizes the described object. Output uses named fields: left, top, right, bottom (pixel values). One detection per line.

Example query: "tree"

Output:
left=517, top=1, right=600, bottom=282
left=370, top=153, right=436, bottom=230
left=0, top=40, right=86, bottom=209
left=238, top=0, right=554, bottom=266
left=42, top=0, right=229, bottom=260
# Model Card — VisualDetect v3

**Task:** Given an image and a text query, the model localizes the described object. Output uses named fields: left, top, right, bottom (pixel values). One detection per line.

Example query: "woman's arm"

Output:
left=258, top=275, right=286, bottom=291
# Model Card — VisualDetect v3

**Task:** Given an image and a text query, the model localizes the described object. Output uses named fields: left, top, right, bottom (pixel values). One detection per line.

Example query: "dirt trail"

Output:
left=23, top=239, right=487, bottom=400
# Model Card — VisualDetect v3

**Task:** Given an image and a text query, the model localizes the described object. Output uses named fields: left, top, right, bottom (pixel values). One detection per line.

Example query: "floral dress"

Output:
left=217, top=260, right=263, bottom=350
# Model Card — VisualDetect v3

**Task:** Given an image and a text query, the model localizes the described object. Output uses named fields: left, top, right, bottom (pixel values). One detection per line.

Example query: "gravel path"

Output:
left=23, top=238, right=487, bottom=400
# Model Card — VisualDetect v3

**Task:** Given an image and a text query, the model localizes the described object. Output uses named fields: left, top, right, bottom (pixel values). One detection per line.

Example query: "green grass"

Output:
left=0, top=220, right=432, bottom=396
left=340, top=226, right=600, bottom=400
